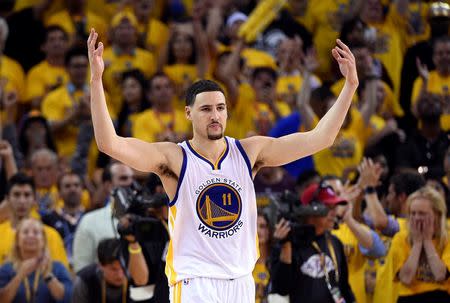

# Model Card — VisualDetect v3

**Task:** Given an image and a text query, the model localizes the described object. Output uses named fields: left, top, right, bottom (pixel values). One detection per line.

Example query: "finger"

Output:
left=415, top=57, right=421, bottom=67
left=337, top=39, right=355, bottom=60
left=332, top=48, right=342, bottom=61
left=334, top=46, right=347, bottom=58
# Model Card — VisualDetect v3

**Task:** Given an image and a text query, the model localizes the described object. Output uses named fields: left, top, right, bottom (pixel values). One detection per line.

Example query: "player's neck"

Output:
left=190, top=136, right=226, bottom=162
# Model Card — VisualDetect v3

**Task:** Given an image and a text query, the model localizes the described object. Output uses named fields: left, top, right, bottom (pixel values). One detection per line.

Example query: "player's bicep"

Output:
left=108, top=137, right=178, bottom=173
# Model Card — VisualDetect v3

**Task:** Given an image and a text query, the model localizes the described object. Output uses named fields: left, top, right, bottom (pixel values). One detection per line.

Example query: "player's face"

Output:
left=186, top=91, right=227, bottom=140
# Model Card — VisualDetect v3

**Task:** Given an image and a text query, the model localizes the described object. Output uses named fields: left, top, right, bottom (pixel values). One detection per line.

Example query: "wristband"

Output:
left=128, top=243, right=142, bottom=254
left=44, top=274, right=54, bottom=284
left=364, top=186, right=376, bottom=195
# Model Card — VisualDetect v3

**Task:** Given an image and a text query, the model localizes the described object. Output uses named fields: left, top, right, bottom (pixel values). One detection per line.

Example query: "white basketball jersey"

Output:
left=165, top=137, right=259, bottom=285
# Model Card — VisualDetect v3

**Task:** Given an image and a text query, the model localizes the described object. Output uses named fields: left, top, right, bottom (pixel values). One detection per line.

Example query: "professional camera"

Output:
left=112, top=182, right=168, bottom=243
left=268, top=190, right=330, bottom=247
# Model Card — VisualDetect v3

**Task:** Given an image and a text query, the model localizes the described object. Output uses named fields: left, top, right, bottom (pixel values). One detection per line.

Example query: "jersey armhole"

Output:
left=235, top=139, right=252, bottom=179
left=168, top=147, right=187, bottom=207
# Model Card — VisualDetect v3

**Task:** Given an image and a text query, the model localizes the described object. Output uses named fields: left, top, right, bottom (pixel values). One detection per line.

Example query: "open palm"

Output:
left=87, top=29, right=104, bottom=81
left=332, top=39, right=358, bottom=86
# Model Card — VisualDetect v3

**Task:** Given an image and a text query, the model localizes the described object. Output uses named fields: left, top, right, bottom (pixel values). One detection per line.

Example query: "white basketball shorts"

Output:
left=170, top=274, right=255, bottom=303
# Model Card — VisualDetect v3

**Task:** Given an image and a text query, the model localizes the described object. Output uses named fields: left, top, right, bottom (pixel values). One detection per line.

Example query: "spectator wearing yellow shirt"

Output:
left=227, top=67, right=291, bottom=138
left=303, top=86, right=368, bottom=178
left=41, top=171, right=86, bottom=268
left=253, top=212, right=272, bottom=303
left=360, top=0, right=410, bottom=97
left=29, top=148, right=91, bottom=217
left=159, top=6, right=209, bottom=100
left=17, top=111, right=57, bottom=168
left=45, top=0, right=107, bottom=47
left=299, top=0, right=362, bottom=80
left=103, top=11, right=156, bottom=116
left=25, top=25, right=69, bottom=108
left=116, top=69, right=151, bottom=138
left=325, top=176, right=387, bottom=303
left=133, top=73, right=190, bottom=143
left=131, top=0, right=169, bottom=56
left=41, top=46, right=92, bottom=160
left=386, top=186, right=450, bottom=302
left=412, top=37, right=450, bottom=130
left=372, top=171, right=426, bottom=303
left=0, top=173, right=68, bottom=268
left=0, top=18, right=26, bottom=103
left=275, top=36, right=322, bottom=110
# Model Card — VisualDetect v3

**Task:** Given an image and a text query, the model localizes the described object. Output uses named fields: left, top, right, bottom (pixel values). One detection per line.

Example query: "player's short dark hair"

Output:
left=97, top=238, right=122, bottom=265
left=6, top=173, right=36, bottom=195
left=185, top=80, right=224, bottom=106
left=389, top=172, right=426, bottom=197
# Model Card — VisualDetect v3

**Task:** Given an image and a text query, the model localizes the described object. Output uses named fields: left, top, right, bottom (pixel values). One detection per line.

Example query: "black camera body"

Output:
left=269, top=190, right=330, bottom=247
left=112, top=182, right=168, bottom=243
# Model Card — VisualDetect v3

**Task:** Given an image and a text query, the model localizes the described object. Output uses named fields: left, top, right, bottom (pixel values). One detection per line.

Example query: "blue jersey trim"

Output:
left=168, top=147, right=187, bottom=207
left=235, top=139, right=252, bottom=179
left=186, top=137, right=229, bottom=170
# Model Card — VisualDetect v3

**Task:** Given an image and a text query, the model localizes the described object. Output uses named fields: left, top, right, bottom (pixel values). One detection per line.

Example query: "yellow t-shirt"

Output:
left=132, top=109, right=191, bottom=143
left=163, top=64, right=198, bottom=88
left=301, top=0, right=351, bottom=79
left=227, top=84, right=291, bottom=139
left=411, top=71, right=450, bottom=131
left=276, top=73, right=322, bottom=106
left=313, top=108, right=364, bottom=177
left=0, top=221, right=69, bottom=269
left=0, top=56, right=26, bottom=102
left=382, top=231, right=450, bottom=298
left=103, top=47, right=156, bottom=115
left=332, top=223, right=370, bottom=303
left=41, top=86, right=87, bottom=158
left=25, top=61, right=68, bottom=101
left=369, top=5, right=409, bottom=97
left=331, top=78, right=403, bottom=118
left=253, top=262, right=270, bottom=303
left=45, top=10, right=108, bottom=45
left=14, top=0, right=64, bottom=21
left=137, top=18, right=169, bottom=57
left=36, top=185, right=91, bottom=212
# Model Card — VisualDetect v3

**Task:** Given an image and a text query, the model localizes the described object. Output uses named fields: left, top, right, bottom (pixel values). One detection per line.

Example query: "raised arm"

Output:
left=241, top=39, right=358, bottom=169
left=87, top=29, right=181, bottom=175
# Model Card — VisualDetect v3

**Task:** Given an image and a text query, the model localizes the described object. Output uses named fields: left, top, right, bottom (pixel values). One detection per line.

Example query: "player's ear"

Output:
left=185, top=106, right=192, bottom=120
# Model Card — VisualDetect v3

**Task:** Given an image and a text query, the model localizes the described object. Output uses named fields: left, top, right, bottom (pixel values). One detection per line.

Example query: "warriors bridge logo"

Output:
left=196, top=182, right=243, bottom=238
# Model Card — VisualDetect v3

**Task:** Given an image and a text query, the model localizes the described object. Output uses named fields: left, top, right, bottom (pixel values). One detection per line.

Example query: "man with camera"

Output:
left=270, top=183, right=355, bottom=303
left=72, top=238, right=147, bottom=303
left=113, top=176, right=170, bottom=303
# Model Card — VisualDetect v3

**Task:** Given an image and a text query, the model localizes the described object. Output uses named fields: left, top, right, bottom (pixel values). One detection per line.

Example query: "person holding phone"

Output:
left=0, top=218, right=73, bottom=303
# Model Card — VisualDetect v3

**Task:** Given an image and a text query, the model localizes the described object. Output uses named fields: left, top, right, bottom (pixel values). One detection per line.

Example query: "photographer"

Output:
left=113, top=174, right=170, bottom=303
left=270, top=183, right=355, bottom=303
left=72, top=238, right=147, bottom=303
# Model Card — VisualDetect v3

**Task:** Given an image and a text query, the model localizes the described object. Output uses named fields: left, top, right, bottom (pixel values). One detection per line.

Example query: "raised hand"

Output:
left=410, top=217, right=424, bottom=244
left=273, top=218, right=291, bottom=241
left=332, top=39, right=358, bottom=86
left=87, top=29, right=104, bottom=81
left=357, top=157, right=382, bottom=189
left=422, top=214, right=434, bottom=240
left=0, top=140, right=14, bottom=159
left=416, top=57, right=429, bottom=82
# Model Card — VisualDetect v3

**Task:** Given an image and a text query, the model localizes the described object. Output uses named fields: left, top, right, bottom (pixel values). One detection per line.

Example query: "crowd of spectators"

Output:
left=0, top=0, right=449, bottom=302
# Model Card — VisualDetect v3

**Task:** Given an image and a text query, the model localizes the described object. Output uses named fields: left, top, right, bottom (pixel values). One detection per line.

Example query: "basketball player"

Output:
left=87, top=28, right=358, bottom=303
